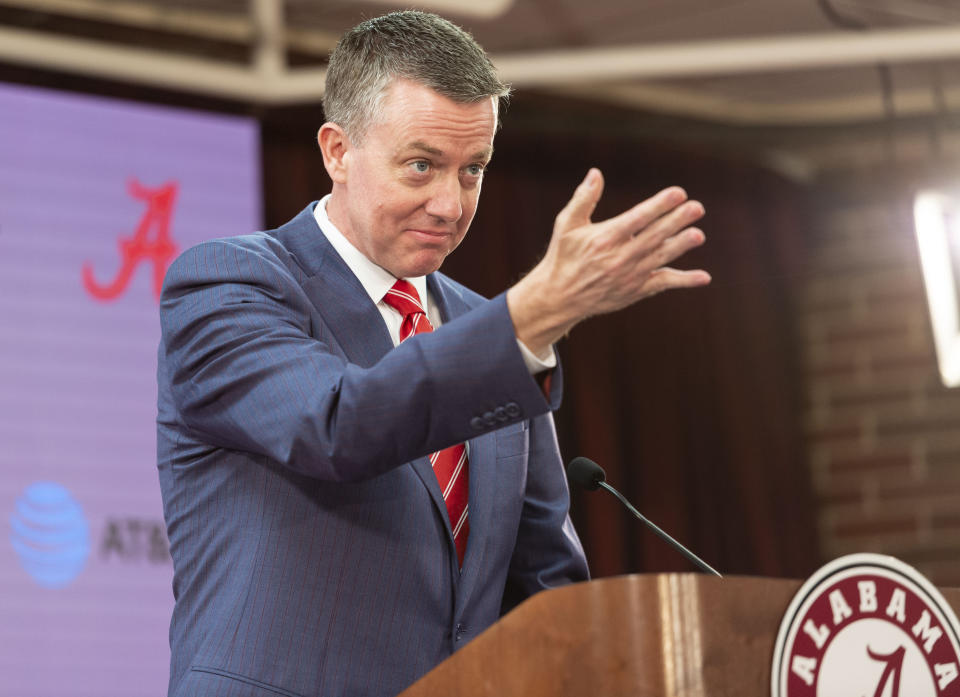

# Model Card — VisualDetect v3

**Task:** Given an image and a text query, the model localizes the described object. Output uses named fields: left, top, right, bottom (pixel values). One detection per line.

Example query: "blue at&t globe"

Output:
left=10, top=481, right=90, bottom=588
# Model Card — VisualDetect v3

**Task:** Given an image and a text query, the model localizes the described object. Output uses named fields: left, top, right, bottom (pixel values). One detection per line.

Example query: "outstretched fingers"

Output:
left=631, top=199, right=705, bottom=257
left=639, top=266, right=712, bottom=297
left=629, top=224, right=707, bottom=276
left=554, top=168, right=605, bottom=233
left=604, top=186, right=689, bottom=240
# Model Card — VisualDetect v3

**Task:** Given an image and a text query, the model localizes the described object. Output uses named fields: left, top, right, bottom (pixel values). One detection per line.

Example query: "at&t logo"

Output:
left=9, top=482, right=91, bottom=588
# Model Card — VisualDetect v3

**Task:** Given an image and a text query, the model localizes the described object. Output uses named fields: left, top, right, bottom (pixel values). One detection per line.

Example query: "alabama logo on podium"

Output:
left=772, top=554, right=960, bottom=697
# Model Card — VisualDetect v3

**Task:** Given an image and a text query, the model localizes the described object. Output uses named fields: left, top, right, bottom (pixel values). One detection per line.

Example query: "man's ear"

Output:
left=317, top=122, right=351, bottom=184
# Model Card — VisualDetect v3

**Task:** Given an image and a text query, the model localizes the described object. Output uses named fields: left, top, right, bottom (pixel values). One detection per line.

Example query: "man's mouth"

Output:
left=408, top=228, right=453, bottom=239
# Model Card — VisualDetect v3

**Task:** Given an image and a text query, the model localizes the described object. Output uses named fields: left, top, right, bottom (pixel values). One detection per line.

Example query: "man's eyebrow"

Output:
left=402, top=141, right=495, bottom=162
left=405, top=141, right=444, bottom=157
left=474, top=146, right=494, bottom=163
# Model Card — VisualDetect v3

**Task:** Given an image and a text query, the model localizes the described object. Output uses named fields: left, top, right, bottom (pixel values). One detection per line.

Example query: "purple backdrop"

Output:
left=0, top=82, right=261, bottom=696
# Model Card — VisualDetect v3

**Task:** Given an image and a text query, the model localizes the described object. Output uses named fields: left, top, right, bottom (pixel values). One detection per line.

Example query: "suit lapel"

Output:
left=301, top=260, right=393, bottom=369
left=455, top=430, right=496, bottom=607
left=277, top=203, right=394, bottom=369
left=278, top=207, right=495, bottom=585
left=428, top=275, right=498, bottom=601
left=278, top=206, right=459, bottom=559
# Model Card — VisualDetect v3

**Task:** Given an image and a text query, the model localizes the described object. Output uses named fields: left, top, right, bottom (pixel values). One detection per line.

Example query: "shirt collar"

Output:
left=313, top=194, right=430, bottom=307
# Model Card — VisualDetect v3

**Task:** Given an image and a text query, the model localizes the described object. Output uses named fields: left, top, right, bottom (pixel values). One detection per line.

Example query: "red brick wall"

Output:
left=801, top=176, right=960, bottom=586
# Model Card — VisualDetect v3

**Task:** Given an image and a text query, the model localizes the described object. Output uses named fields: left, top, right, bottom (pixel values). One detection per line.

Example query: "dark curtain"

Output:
left=261, top=96, right=821, bottom=580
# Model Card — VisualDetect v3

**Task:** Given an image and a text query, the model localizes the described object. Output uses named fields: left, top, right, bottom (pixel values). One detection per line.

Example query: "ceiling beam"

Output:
left=252, top=0, right=284, bottom=76
left=0, top=23, right=315, bottom=101
left=2, top=22, right=960, bottom=104
left=557, top=81, right=960, bottom=125
left=0, top=0, right=253, bottom=42
left=495, top=25, right=960, bottom=85
left=0, top=0, right=340, bottom=53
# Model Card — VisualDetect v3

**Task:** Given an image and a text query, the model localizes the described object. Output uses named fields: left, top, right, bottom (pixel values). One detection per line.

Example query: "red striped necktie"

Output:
left=382, top=279, right=469, bottom=566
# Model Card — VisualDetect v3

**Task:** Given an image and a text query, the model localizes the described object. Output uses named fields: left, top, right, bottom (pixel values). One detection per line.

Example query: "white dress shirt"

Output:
left=313, top=195, right=556, bottom=373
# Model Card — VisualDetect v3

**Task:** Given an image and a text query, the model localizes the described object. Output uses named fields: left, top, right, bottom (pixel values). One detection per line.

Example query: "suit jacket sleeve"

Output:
left=159, top=235, right=559, bottom=482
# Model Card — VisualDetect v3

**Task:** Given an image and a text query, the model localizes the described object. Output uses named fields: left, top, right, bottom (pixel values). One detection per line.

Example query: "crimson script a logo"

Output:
left=772, top=554, right=960, bottom=697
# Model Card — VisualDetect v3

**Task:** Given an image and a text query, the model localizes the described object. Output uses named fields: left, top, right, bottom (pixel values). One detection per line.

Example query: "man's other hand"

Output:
left=507, top=168, right=711, bottom=356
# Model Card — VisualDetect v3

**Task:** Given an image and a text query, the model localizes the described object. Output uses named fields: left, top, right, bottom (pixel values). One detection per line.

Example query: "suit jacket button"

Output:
left=482, top=411, right=497, bottom=427
left=494, top=406, right=508, bottom=422
left=470, top=416, right=484, bottom=431
left=505, top=402, right=521, bottom=418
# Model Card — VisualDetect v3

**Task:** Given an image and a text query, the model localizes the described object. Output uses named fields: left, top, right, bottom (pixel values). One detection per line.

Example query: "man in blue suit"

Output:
left=157, top=10, right=710, bottom=697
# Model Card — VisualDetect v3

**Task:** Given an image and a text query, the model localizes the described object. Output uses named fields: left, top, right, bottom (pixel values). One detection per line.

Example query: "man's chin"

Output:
left=389, top=252, right=449, bottom=279
left=398, top=263, right=444, bottom=279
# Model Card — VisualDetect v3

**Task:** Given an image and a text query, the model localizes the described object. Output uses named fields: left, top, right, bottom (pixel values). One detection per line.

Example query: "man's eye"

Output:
left=465, top=164, right=485, bottom=177
left=410, top=161, right=430, bottom=173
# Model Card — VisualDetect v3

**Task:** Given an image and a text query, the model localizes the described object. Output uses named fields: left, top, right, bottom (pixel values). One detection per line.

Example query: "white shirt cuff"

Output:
left=516, top=339, right=557, bottom=375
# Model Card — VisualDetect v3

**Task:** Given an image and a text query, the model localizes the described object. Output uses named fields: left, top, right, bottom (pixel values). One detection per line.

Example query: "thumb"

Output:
left=555, top=168, right=604, bottom=232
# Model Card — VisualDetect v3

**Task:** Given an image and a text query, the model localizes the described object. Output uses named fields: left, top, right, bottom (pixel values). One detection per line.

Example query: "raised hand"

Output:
left=507, top=168, right=711, bottom=355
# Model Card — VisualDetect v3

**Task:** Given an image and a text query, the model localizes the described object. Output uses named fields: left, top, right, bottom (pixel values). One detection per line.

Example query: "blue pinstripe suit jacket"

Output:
left=156, top=203, right=588, bottom=697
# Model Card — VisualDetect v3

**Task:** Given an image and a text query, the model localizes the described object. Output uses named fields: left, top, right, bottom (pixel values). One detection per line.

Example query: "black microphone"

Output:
left=567, top=456, right=722, bottom=577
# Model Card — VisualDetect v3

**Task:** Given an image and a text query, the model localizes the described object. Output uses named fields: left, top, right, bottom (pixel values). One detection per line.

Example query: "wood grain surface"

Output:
left=399, top=574, right=960, bottom=697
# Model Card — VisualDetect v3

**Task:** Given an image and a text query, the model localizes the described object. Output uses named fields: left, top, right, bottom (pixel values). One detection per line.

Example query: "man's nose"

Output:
left=424, top=175, right=462, bottom=222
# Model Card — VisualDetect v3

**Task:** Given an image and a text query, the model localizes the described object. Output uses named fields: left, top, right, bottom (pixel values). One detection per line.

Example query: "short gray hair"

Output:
left=323, top=11, right=510, bottom=140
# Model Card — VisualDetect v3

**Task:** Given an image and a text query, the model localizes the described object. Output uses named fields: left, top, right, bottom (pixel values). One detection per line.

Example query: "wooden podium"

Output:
left=399, top=574, right=960, bottom=697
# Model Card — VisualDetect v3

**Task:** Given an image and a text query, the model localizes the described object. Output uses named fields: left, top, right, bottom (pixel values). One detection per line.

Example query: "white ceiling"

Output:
left=1, top=0, right=958, bottom=176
